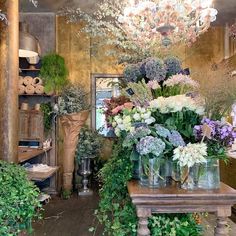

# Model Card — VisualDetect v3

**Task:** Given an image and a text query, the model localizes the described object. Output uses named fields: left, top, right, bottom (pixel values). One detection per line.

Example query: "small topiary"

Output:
left=0, top=161, right=42, bottom=236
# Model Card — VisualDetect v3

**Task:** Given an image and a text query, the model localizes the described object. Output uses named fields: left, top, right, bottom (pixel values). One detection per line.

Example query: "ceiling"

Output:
left=20, top=0, right=236, bottom=25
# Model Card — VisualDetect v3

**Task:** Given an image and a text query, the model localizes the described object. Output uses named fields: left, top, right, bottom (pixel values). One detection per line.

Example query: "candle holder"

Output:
left=78, top=158, right=93, bottom=196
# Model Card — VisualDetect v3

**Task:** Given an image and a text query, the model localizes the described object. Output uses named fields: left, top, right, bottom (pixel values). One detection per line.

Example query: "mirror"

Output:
left=91, top=74, right=123, bottom=137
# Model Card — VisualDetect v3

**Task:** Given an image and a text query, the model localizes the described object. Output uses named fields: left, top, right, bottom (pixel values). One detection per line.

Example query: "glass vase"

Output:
left=198, top=159, right=220, bottom=190
left=139, top=156, right=166, bottom=188
left=180, top=164, right=200, bottom=190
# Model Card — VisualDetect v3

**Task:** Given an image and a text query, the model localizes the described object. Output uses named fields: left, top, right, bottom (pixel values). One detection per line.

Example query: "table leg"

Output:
left=137, top=208, right=151, bottom=236
left=215, top=207, right=231, bottom=236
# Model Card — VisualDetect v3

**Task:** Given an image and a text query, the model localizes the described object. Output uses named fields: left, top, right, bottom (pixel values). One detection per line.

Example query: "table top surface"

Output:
left=128, top=180, right=236, bottom=199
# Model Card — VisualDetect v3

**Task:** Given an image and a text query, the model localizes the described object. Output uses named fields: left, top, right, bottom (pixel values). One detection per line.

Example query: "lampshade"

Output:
left=19, top=22, right=41, bottom=58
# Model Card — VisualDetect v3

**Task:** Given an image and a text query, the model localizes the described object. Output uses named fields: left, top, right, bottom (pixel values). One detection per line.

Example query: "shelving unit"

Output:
left=18, top=58, right=58, bottom=194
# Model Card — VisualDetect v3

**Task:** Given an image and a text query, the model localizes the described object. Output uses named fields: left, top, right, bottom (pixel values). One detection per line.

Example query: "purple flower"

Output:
left=168, top=130, right=185, bottom=147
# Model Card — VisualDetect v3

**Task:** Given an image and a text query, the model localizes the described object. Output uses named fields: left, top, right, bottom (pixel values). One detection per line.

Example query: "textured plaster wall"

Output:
left=56, top=17, right=227, bottom=88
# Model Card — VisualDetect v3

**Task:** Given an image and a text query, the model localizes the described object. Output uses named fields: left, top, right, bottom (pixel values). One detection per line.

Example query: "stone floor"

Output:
left=33, top=192, right=236, bottom=236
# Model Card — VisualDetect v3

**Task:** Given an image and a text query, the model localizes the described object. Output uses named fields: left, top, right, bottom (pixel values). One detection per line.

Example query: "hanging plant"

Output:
left=40, top=53, right=69, bottom=94
left=40, top=103, right=53, bottom=133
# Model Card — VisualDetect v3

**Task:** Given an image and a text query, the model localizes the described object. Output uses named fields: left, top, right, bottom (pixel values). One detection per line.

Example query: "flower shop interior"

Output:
left=2, top=0, right=236, bottom=236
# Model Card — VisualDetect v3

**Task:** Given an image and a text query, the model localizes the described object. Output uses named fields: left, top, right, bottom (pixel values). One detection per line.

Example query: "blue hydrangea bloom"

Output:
left=155, top=124, right=171, bottom=138
left=168, top=130, right=185, bottom=147
left=164, top=56, right=182, bottom=76
left=124, top=64, right=142, bottom=83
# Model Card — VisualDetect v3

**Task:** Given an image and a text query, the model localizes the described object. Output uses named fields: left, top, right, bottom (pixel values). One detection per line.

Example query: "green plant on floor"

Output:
left=90, top=139, right=203, bottom=236
left=0, top=161, right=42, bottom=236
left=61, top=189, right=72, bottom=200
left=40, top=53, right=69, bottom=94
left=149, top=214, right=203, bottom=236
left=40, top=102, right=53, bottom=133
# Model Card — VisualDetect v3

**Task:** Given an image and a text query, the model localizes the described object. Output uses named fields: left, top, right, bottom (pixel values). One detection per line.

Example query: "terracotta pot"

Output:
left=60, top=110, right=89, bottom=191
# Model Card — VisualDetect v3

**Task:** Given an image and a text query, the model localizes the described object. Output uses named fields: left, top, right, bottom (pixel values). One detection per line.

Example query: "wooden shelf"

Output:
left=27, top=166, right=59, bottom=182
left=18, top=147, right=52, bottom=163
left=19, top=94, right=56, bottom=97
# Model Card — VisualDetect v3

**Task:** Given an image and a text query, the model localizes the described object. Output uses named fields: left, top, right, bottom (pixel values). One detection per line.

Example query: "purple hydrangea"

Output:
left=164, top=56, right=182, bottom=76
left=168, top=130, right=186, bottom=147
left=136, top=136, right=166, bottom=157
left=123, top=127, right=151, bottom=148
left=145, top=58, right=167, bottom=82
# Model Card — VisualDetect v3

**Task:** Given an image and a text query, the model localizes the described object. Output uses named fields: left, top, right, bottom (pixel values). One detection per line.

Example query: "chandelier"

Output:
left=118, top=0, right=218, bottom=47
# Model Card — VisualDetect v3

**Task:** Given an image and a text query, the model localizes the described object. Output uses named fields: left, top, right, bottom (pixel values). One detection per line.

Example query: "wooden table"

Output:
left=128, top=180, right=236, bottom=236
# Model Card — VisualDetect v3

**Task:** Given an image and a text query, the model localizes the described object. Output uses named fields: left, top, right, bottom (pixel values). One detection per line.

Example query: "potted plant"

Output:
left=76, top=126, right=102, bottom=195
left=0, top=161, right=41, bottom=236
left=40, top=53, right=69, bottom=94
left=55, top=83, right=90, bottom=192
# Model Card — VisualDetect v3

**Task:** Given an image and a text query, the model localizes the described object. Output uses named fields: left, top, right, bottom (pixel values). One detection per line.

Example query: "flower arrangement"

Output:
left=55, top=83, right=89, bottom=115
left=194, top=118, right=236, bottom=160
left=173, top=143, right=207, bottom=168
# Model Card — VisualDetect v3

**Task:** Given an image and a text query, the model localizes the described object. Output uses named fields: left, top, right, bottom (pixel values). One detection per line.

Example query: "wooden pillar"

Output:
left=0, top=0, right=19, bottom=163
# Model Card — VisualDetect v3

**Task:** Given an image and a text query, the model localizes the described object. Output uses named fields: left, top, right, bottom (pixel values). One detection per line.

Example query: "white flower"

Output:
left=133, top=113, right=141, bottom=121
left=112, top=121, right=117, bottom=127
left=114, top=128, right=121, bottom=137
left=142, top=111, right=151, bottom=119
left=173, top=143, right=207, bottom=168
left=114, top=116, right=123, bottom=124
left=145, top=117, right=156, bottom=125
left=123, top=115, right=131, bottom=124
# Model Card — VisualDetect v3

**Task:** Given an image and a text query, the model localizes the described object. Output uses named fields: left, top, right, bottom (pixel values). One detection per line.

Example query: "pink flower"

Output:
left=112, top=105, right=124, bottom=115
left=123, top=102, right=134, bottom=110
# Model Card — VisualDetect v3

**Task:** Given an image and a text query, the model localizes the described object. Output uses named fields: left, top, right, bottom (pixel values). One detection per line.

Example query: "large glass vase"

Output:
left=198, top=159, right=220, bottom=189
left=139, top=156, right=166, bottom=188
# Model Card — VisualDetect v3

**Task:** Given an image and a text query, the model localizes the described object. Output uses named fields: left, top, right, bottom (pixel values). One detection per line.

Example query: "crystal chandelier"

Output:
left=118, top=0, right=218, bottom=47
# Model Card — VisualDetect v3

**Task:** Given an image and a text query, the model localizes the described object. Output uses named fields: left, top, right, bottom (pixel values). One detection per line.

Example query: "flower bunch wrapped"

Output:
left=103, top=96, right=132, bottom=127
left=112, top=107, right=156, bottom=136
left=173, top=143, right=207, bottom=168
left=194, top=118, right=236, bottom=159
left=149, top=95, right=204, bottom=115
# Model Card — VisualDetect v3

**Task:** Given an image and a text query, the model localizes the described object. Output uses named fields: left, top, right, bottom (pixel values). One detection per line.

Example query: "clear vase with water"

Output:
left=139, top=156, right=166, bottom=188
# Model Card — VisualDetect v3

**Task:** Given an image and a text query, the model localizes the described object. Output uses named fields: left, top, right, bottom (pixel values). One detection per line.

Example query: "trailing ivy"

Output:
left=92, top=138, right=137, bottom=236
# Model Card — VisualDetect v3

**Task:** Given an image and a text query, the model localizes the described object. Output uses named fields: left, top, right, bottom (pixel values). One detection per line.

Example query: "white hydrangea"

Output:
left=173, top=143, right=207, bottom=168
left=163, top=74, right=199, bottom=88
left=149, top=95, right=205, bottom=115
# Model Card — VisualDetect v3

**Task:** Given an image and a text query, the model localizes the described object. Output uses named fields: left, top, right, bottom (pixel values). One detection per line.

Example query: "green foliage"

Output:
left=40, top=103, right=53, bottom=133
left=57, top=83, right=90, bottom=115
left=76, top=126, right=103, bottom=162
left=92, top=139, right=138, bottom=236
left=152, top=109, right=201, bottom=142
left=149, top=214, right=203, bottom=236
left=0, top=161, right=42, bottom=236
left=40, top=53, right=69, bottom=94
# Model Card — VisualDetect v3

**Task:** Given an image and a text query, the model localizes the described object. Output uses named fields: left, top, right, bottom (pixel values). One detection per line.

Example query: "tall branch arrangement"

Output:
left=61, top=0, right=165, bottom=64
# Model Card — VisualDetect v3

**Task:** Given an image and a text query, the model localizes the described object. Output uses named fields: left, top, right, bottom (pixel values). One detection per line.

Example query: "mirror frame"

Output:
left=91, top=73, right=123, bottom=131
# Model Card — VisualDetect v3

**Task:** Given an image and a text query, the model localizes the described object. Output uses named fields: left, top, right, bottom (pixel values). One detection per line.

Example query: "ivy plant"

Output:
left=0, top=161, right=42, bottom=236
left=40, top=102, right=53, bottom=134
